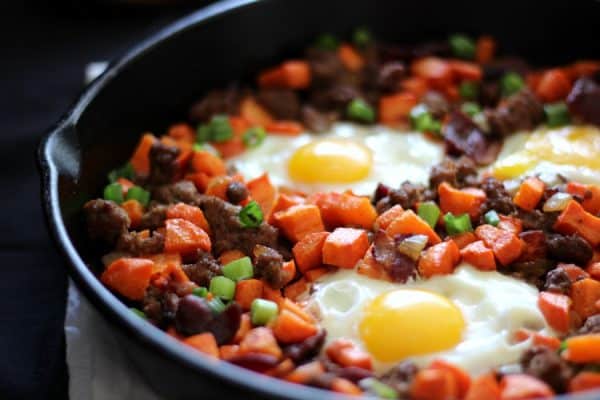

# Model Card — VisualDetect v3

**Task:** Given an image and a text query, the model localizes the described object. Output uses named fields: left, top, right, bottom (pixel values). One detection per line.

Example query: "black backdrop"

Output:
left=5, top=2, right=199, bottom=398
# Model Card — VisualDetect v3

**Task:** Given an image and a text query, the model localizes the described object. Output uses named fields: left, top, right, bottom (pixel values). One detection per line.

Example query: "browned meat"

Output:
left=479, top=177, right=516, bottom=215
left=306, top=48, right=345, bottom=86
left=116, top=230, right=164, bottom=255
left=310, top=84, right=362, bottom=112
left=567, top=76, right=600, bottom=125
left=148, top=141, right=180, bottom=185
left=578, top=314, right=600, bottom=335
left=443, top=111, right=502, bottom=165
left=478, top=81, right=501, bottom=107
left=188, top=88, right=240, bottom=123
left=301, top=105, right=338, bottom=133
left=483, top=57, right=531, bottom=80
left=283, top=330, right=326, bottom=364
left=518, top=210, right=560, bottom=232
left=377, top=61, right=406, bottom=92
left=83, top=199, right=130, bottom=244
left=486, top=89, right=544, bottom=137
left=252, top=245, right=286, bottom=289
left=379, top=361, right=419, bottom=399
left=372, top=231, right=416, bottom=283
left=143, top=285, right=180, bottom=327
left=182, top=250, right=222, bottom=287
left=520, top=346, right=573, bottom=393
left=422, top=91, right=450, bottom=119
left=388, top=182, right=428, bottom=210
left=257, top=89, right=300, bottom=119
left=518, top=230, right=547, bottom=262
left=152, top=181, right=203, bottom=205
left=509, top=259, right=555, bottom=287
left=139, top=203, right=167, bottom=230
left=429, top=156, right=478, bottom=190
left=543, top=267, right=571, bottom=294
left=546, top=234, right=593, bottom=266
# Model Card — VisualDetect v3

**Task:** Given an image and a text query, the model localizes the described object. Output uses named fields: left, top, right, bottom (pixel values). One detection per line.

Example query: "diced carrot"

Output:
left=374, top=204, right=404, bottom=231
left=272, top=309, right=318, bottom=344
left=283, top=278, right=308, bottom=301
left=566, top=182, right=600, bottom=215
left=535, top=68, right=572, bottom=103
left=280, top=260, right=296, bottom=287
left=410, top=368, right=459, bottom=400
left=570, top=278, right=600, bottom=320
left=116, top=178, right=135, bottom=196
left=411, top=57, right=454, bottom=89
left=475, top=36, right=496, bottom=64
left=121, top=199, right=144, bottom=229
left=337, top=44, right=365, bottom=72
left=164, top=218, right=211, bottom=254
left=258, top=60, right=311, bottom=90
left=449, top=60, right=483, bottom=81
left=452, top=231, right=477, bottom=249
left=183, top=332, right=219, bottom=358
left=233, top=313, right=252, bottom=344
left=212, top=137, right=246, bottom=159
left=386, top=210, right=442, bottom=245
left=147, top=252, right=188, bottom=286
left=239, top=327, right=283, bottom=359
left=234, top=279, right=264, bottom=311
left=418, top=240, right=461, bottom=278
left=497, top=215, right=523, bottom=235
left=538, top=291, right=572, bottom=333
left=438, top=182, right=487, bottom=219
left=562, top=334, right=600, bottom=363
left=265, top=358, right=295, bottom=378
left=326, top=339, right=373, bottom=371
left=204, top=175, right=234, bottom=200
left=269, top=193, right=305, bottom=224
left=262, top=285, right=284, bottom=306
left=304, top=267, right=330, bottom=282
left=430, top=359, right=471, bottom=399
left=379, top=91, right=418, bottom=125
left=219, top=344, right=240, bottom=360
left=285, top=361, right=325, bottom=384
left=586, top=262, right=600, bottom=280
left=219, top=249, right=245, bottom=265
left=265, top=120, right=304, bottom=136
left=569, top=371, right=600, bottom=393
left=401, top=77, right=429, bottom=98
left=557, top=263, right=590, bottom=282
left=513, top=177, right=545, bottom=212
left=322, top=228, right=369, bottom=269
left=475, top=224, right=524, bottom=266
left=168, top=122, right=195, bottom=143
left=100, top=258, right=154, bottom=300
left=239, top=96, right=274, bottom=127
left=308, top=191, right=377, bottom=230
left=357, top=246, right=390, bottom=280
left=331, top=377, right=362, bottom=395
left=280, top=298, right=315, bottom=324
left=273, top=204, right=325, bottom=243
left=526, top=71, right=543, bottom=92
left=554, top=200, right=600, bottom=247
left=460, top=240, right=496, bottom=271
left=292, top=231, right=330, bottom=273
left=184, top=172, right=211, bottom=193
left=167, top=203, right=211, bottom=234
left=247, top=173, right=277, bottom=218
left=130, top=133, right=157, bottom=175
left=565, top=60, right=600, bottom=80
left=442, top=84, right=460, bottom=102
left=499, top=374, right=554, bottom=400
left=513, top=329, right=561, bottom=351
left=190, top=150, right=226, bottom=177
left=465, top=372, right=500, bottom=400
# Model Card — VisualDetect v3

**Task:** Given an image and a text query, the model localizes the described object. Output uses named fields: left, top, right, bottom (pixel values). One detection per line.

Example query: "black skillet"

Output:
left=38, top=0, right=600, bottom=398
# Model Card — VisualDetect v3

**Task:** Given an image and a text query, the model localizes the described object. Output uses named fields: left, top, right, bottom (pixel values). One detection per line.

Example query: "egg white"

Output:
left=304, top=265, right=554, bottom=375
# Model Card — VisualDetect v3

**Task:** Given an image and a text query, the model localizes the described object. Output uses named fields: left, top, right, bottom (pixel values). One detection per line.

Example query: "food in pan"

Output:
left=83, top=30, right=600, bottom=399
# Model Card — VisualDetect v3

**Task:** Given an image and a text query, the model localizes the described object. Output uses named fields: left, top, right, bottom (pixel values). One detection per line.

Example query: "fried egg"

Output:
left=305, top=265, right=553, bottom=375
left=228, top=123, right=445, bottom=195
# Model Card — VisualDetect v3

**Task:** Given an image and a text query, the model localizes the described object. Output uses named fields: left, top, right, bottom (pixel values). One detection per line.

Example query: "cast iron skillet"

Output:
left=39, top=0, right=600, bottom=398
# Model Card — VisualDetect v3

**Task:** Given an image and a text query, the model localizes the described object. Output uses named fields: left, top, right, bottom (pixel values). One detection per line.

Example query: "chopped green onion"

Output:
left=103, top=182, right=124, bottom=204
left=192, top=287, right=208, bottom=298
left=315, top=33, right=339, bottom=50
left=418, top=201, right=441, bottom=228
left=444, top=212, right=473, bottom=235
left=501, top=72, right=525, bottom=97
left=108, top=162, right=135, bottom=183
left=459, top=81, right=479, bottom=100
left=484, top=210, right=500, bottom=227
left=544, top=102, right=571, bottom=127
left=412, top=111, right=441, bottom=135
left=222, top=257, right=254, bottom=282
left=196, top=124, right=212, bottom=143
left=359, top=378, right=398, bottom=399
left=461, top=102, right=482, bottom=117
left=347, top=98, right=375, bottom=123
left=449, top=34, right=476, bottom=60
left=130, top=307, right=147, bottom=319
left=192, top=143, right=204, bottom=152
left=251, top=299, right=279, bottom=326
left=242, top=127, right=266, bottom=148
left=209, top=276, right=236, bottom=301
left=196, top=115, right=233, bottom=144
left=558, top=340, right=568, bottom=353
left=353, top=27, right=372, bottom=48
left=239, top=200, right=264, bottom=228
left=208, top=297, right=227, bottom=314
left=125, top=186, right=150, bottom=207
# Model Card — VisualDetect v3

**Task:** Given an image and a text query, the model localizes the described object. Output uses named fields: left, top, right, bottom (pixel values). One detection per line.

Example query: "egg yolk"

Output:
left=359, top=289, right=464, bottom=362
left=492, top=126, right=600, bottom=179
left=288, top=139, right=372, bottom=183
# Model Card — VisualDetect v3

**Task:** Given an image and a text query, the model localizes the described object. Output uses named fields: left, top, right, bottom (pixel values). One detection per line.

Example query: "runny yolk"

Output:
left=288, top=139, right=372, bottom=183
left=359, top=289, right=465, bottom=362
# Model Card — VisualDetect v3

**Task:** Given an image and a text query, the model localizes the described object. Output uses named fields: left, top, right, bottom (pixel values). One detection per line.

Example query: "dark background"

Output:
left=5, top=2, right=202, bottom=398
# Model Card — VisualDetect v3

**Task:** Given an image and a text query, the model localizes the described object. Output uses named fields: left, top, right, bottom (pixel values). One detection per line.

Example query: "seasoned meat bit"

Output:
left=509, top=259, right=555, bottom=288
left=301, top=105, right=338, bottom=133
left=479, top=177, right=516, bottom=215
left=199, top=196, right=280, bottom=256
left=386, top=181, right=428, bottom=210
left=142, top=285, right=180, bottom=327
left=429, top=156, right=478, bottom=190
left=116, top=230, right=164, bottom=255
left=372, top=231, right=416, bottom=283
left=283, top=330, right=326, bottom=364
left=518, top=209, right=560, bottom=232
left=321, top=358, right=373, bottom=383
left=257, top=89, right=300, bottom=120
left=253, top=245, right=286, bottom=289
left=188, top=88, right=240, bottom=123
left=225, top=181, right=248, bottom=204
left=543, top=267, right=571, bottom=294
left=578, top=314, right=600, bottom=335
left=306, top=48, right=345, bottom=86
left=520, top=346, right=573, bottom=393
left=443, top=111, right=502, bottom=165
left=486, top=89, right=544, bottom=137
left=83, top=199, right=130, bottom=243
left=152, top=181, right=203, bottom=205
left=422, top=91, right=450, bottom=119
left=148, top=141, right=180, bottom=185
left=567, top=76, right=600, bottom=125
left=379, top=361, right=419, bottom=398
left=483, top=57, right=531, bottom=80
left=182, top=250, right=222, bottom=287
left=139, top=203, right=167, bottom=230
left=478, top=80, right=501, bottom=107
left=377, top=61, right=406, bottom=92
left=546, top=234, right=593, bottom=266
left=310, top=84, right=362, bottom=112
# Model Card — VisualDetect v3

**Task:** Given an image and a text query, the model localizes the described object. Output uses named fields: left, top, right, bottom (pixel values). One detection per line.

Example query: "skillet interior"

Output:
left=39, top=0, right=600, bottom=398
